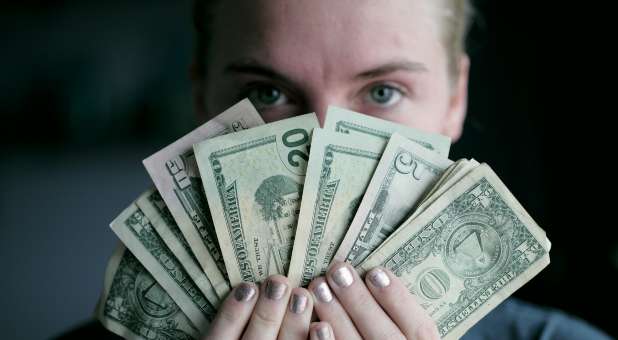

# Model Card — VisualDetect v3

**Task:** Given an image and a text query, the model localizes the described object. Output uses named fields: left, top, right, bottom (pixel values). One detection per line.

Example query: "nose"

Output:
left=304, top=95, right=344, bottom=128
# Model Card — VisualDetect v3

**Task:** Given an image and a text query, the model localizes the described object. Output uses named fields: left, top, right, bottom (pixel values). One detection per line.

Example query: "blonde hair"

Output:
left=193, top=0, right=475, bottom=83
left=438, top=0, right=475, bottom=80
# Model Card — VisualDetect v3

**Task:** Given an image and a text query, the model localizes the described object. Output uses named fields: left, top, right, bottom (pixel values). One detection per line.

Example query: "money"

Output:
left=335, top=133, right=453, bottom=266
left=323, top=106, right=451, bottom=156
left=110, top=198, right=217, bottom=332
left=412, top=159, right=480, bottom=220
left=98, top=99, right=550, bottom=340
left=143, top=99, right=264, bottom=297
left=358, top=164, right=550, bottom=340
left=287, top=128, right=386, bottom=287
left=136, top=189, right=221, bottom=307
left=195, top=114, right=319, bottom=286
left=96, top=244, right=199, bottom=340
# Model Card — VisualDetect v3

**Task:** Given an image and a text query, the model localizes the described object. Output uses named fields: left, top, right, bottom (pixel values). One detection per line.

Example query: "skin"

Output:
left=196, top=0, right=470, bottom=338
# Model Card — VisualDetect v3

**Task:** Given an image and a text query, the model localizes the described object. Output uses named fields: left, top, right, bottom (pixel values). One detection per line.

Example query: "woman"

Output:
left=191, top=0, right=611, bottom=340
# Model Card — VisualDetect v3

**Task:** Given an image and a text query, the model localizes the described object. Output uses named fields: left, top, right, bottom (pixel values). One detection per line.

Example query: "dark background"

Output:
left=1, top=1, right=615, bottom=339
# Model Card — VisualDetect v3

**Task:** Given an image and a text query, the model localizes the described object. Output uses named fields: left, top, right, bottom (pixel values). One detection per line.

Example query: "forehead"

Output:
left=208, top=0, right=446, bottom=77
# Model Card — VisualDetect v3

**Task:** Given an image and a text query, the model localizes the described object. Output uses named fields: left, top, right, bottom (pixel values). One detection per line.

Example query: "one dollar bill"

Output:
left=110, top=198, right=217, bottom=333
left=136, top=189, right=221, bottom=307
left=358, top=164, right=550, bottom=340
left=96, top=244, right=199, bottom=340
left=143, top=98, right=264, bottom=297
left=195, top=114, right=319, bottom=286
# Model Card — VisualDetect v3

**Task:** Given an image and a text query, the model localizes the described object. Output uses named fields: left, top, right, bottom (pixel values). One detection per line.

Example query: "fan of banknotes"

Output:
left=96, top=99, right=551, bottom=340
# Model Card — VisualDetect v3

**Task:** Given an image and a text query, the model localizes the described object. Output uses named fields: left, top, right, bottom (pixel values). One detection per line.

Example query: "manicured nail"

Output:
left=368, top=268, right=391, bottom=288
left=265, top=279, right=287, bottom=300
left=315, top=324, right=332, bottom=340
left=290, top=293, right=308, bottom=314
left=313, top=281, right=333, bottom=303
left=331, top=266, right=354, bottom=288
left=234, top=283, right=256, bottom=302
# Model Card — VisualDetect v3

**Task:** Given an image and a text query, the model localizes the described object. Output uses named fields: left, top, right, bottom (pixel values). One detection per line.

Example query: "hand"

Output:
left=308, top=262, right=440, bottom=340
left=202, top=274, right=333, bottom=340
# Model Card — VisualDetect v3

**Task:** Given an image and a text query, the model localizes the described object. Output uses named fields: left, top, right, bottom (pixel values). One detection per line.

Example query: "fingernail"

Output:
left=315, top=324, right=332, bottom=340
left=290, top=293, right=308, bottom=314
left=331, top=266, right=354, bottom=288
left=368, top=268, right=391, bottom=288
left=265, top=279, right=287, bottom=300
left=234, top=283, right=256, bottom=302
left=313, top=281, right=333, bottom=303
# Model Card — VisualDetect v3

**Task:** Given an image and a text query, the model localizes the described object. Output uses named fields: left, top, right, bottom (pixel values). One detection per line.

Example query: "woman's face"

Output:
left=198, top=0, right=470, bottom=140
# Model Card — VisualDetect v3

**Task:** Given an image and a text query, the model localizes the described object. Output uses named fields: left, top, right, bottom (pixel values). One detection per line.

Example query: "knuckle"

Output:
left=252, top=307, right=281, bottom=328
left=412, top=321, right=440, bottom=340
left=354, top=291, right=375, bottom=309
left=216, top=306, right=238, bottom=325
left=379, top=329, right=406, bottom=340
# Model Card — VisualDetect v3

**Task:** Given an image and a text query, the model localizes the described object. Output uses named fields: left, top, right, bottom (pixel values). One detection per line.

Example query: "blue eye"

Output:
left=247, top=85, right=288, bottom=108
left=367, top=84, right=403, bottom=107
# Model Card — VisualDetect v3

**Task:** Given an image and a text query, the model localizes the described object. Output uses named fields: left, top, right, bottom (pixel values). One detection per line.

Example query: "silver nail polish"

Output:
left=290, top=293, right=308, bottom=314
left=265, top=280, right=287, bottom=300
left=234, top=283, right=256, bottom=302
left=313, top=281, right=333, bottom=303
left=316, top=325, right=331, bottom=340
left=332, top=266, right=354, bottom=288
left=368, top=268, right=391, bottom=288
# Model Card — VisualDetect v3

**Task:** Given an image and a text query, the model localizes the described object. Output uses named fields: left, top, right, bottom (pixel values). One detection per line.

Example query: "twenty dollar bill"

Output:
left=287, top=128, right=385, bottom=287
left=195, top=114, right=319, bottom=285
left=323, top=106, right=451, bottom=156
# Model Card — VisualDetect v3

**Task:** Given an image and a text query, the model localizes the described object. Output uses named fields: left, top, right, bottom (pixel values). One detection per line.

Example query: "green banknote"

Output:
left=287, top=128, right=386, bottom=287
left=143, top=99, right=264, bottom=297
left=335, top=133, right=453, bottom=266
left=195, top=114, right=319, bottom=285
left=323, top=106, right=451, bottom=156
left=136, top=189, right=221, bottom=307
left=110, top=199, right=217, bottom=333
left=358, top=164, right=550, bottom=340
left=96, top=244, right=199, bottom=340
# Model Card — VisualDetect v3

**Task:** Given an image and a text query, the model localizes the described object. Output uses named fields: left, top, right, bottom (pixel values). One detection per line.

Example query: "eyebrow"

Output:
left=355, top=60, right=429, bottom=79
left=224, top=58, right=428, bottom=83
left=225, top=59, right=294, bottom=84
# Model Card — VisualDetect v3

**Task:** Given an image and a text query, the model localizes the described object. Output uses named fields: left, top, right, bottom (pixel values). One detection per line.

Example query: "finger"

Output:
left=202, top=282, right=258, bottom=340
left=277, top=287, right=313, bottom=340
left=365, top=267, right=440, bottom=340
left=308, top=277, right=362, bottom=340
left=309, top=322, right=335, bottom=340
left=325, top=262, right=405, bottom=340
left=241, top=275, right=291, bottom=340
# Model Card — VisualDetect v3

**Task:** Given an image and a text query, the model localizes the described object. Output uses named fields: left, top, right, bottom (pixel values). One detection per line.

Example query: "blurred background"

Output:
left=1, top=0, right=615, bottom=339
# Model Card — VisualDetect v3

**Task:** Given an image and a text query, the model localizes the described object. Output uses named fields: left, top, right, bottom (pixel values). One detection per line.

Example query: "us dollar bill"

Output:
left=110, top=199, right=217, bottom=332
left=136, top=189, right=221, bottom=307
left=96, top=244, right=199, bottom=340
left=323, top=106, right=451, bottom=156
left=194, top=114, right=319, bottom=286
left=287, top=128, right=386, bottom=287
left=335, top=133, right=453, bottom=266
left=358, top=164, right=550, bottom=340
left=143, top=99, right=264, bottom=297
left=412, top=159, right=480, bottom=220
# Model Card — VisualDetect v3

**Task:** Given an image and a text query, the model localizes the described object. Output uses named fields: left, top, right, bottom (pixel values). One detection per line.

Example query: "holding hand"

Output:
left=202, top=265, right=438, bottom=340
left=203, top=274, right=327, bottom=340
left=309, top=262, right=439, bottom=340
